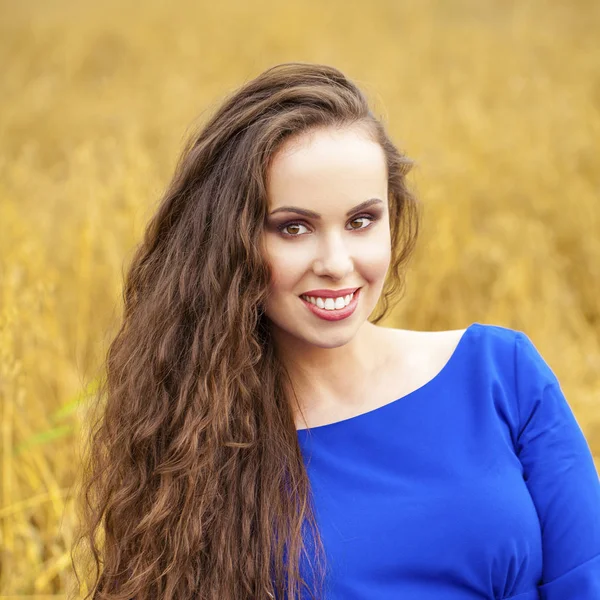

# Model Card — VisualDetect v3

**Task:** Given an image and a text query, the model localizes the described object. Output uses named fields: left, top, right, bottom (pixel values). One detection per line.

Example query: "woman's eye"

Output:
left=277, top=214, right=376, bottom=238
left=278, top=222, right=309, bottom=237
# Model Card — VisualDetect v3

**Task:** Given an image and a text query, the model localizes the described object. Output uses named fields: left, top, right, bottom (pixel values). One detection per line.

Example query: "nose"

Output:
left=311, top=231, right=354, bottom=280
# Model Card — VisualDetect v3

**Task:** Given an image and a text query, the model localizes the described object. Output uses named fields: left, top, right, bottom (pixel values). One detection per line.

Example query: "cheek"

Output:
left=269, top=262, right=294, bottom=291
left=378, top=244, right=393, bottom=274
left=264, top=242, right=304, bottom=290
left=356, top=238, right=392, bottom=278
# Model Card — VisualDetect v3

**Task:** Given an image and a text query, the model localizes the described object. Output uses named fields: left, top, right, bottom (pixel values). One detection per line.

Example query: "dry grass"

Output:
left=1, top=0, right=599, bottom=595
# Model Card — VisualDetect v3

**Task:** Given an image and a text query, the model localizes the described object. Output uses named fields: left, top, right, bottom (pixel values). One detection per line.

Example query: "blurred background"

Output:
left=1, top=0, right=599, bottom=596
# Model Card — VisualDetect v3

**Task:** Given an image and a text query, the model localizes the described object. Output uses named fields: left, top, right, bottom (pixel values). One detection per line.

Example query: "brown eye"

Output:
left=349, top=216, right=370, bottom=230
left=276, top=214, right=377, bottom=239
left=278, top=222, right=309, bottom=237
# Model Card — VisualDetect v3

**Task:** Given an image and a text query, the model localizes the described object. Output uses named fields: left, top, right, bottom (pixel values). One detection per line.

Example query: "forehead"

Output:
left=267, top=126, right=387, bottom=207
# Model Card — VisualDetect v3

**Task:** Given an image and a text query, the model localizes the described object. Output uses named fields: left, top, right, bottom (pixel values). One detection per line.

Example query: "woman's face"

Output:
left=262, top=125, right=391, bottom=349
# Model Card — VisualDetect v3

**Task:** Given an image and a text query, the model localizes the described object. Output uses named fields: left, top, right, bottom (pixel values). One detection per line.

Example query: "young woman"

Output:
left=75, top=62, right=600, bottom=600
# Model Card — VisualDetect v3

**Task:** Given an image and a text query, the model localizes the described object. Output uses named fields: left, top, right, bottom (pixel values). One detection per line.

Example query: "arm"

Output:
left=514, top=332, right=600, bottom=598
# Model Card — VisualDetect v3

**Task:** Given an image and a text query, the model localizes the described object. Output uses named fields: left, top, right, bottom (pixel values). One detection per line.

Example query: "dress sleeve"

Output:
left=513, top=332, right=600, bottom=598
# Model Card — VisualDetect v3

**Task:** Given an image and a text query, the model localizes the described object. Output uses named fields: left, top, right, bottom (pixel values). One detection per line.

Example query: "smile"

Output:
left=300, top=291, right=356, bottom=310
left=299, top=288, right=361, bottom=322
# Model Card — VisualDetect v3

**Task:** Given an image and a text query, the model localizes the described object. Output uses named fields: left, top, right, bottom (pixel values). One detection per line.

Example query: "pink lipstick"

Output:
left=300, top=288, right=361, bottom=322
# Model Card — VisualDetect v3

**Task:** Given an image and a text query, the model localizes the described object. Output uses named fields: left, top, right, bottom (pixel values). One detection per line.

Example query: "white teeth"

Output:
left=301, top=292, right=355, bottom=310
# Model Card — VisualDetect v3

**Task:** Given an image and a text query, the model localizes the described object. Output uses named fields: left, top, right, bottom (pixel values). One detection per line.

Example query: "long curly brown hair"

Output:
left=71, top=62, right=421, bottom=600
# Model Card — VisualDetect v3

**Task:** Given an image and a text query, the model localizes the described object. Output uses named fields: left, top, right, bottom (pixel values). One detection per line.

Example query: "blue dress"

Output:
left=294, top=322, right=600, bottom=599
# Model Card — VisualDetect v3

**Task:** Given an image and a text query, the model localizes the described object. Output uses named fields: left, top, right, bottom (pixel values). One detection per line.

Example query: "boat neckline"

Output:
left=296, top=322, right=481, bottom=434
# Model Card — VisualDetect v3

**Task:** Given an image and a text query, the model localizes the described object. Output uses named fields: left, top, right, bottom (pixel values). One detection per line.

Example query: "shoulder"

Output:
left=455, top=323, right=555, bottom=387
left=410, top=322, right=559, bottom=398
left=386, top=323, right=562, bottom=435
left=382, top=321, right=496, bottom=358
left=376, top=324, right=474, bottom=388
left=382, top=322, right=524, bottom=379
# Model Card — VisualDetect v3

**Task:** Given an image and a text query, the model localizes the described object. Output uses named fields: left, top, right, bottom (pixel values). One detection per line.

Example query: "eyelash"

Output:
left=276, top=213, right=378, bottom=238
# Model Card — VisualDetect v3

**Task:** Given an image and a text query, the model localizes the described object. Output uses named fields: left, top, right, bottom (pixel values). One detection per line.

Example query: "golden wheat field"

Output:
left=1, top=0, right=599, bottom=596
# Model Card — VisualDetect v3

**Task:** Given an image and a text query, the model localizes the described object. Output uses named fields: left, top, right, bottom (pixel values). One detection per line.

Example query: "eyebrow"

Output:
left=268, top=197, right=384, bottom=219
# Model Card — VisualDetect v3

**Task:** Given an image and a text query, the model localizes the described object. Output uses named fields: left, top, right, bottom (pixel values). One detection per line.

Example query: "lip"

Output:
left=299, top=287, right=360, bottom=298
left=300, top=287, right=361, bottom=322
